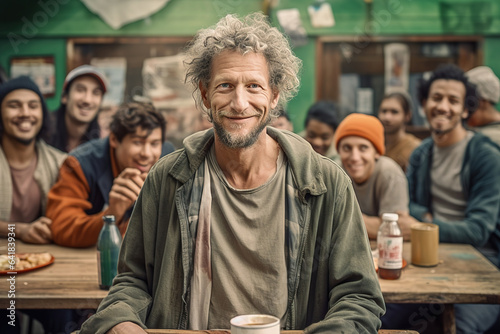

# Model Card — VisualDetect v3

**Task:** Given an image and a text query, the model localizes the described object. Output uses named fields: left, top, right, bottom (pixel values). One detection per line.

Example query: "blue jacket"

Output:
left=407, top=133, right=500, bottom=266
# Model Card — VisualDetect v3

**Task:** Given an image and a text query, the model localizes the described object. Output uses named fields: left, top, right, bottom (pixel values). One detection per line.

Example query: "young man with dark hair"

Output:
left=49, top=65, right=108, bottom=152
left=47, top=102, right=168, bottom=247
left=384, top=63, right=500, bottom=333
left=0, top=76, right=68, bottom=334
left=303, top=100, right=341, bottom=163
left=0, top=76, right=67, bottom=243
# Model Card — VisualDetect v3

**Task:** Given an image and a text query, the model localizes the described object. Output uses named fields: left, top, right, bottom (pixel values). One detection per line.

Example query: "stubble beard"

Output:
left=212, top=112, right=272, bottom=149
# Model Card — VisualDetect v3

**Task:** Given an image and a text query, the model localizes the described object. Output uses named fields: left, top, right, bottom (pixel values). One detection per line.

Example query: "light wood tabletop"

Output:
left=1, top=240, right=498, bottom=334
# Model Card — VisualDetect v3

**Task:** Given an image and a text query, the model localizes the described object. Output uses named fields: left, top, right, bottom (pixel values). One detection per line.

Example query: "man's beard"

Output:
left=212, top=112, right=271, bottom=149
left=4, top=132, right=36, bottom=146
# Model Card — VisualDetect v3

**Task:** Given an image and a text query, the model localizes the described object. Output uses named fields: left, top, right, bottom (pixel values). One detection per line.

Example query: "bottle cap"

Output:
left=103, top=215, right=116, bottom=223
left=382, top=213, right=398, bottom=222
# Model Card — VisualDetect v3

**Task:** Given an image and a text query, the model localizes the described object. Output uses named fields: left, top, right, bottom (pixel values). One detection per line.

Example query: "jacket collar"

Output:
left=169, top=127, right=327, bottom=197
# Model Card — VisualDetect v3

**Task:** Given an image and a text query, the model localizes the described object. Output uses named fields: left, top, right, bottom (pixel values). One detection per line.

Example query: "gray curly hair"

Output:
left=184, top=12, right=302, bottom=118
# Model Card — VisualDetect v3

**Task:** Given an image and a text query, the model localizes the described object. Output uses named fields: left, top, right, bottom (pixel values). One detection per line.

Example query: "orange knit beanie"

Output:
left=334, top=113, right=385, bottom=155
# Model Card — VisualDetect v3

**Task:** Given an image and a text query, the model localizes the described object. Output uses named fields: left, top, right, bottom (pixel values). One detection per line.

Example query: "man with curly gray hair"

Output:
left=79, top=13, right=384, bottom=334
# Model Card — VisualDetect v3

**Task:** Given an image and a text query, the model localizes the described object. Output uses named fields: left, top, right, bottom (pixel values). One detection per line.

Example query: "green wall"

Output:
left=1, top=0, right=500, bottom=129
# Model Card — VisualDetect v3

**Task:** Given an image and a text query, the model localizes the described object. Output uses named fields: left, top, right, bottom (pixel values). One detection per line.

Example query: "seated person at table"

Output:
left=270, top=108, right=294, bottom=131
left=0, top=76, right=71, bottom=334
left=465, top=66, right=500, bottom=146
left=47, top=101, right=168, bottom=247
left=78, top=13, right=385, bottom=334
left=0, top=76, right=67, bottom=243
left=377, top=90, right=421, bottom=172
left=334, top=113, right=417, bottom=240
left=384, top=63, right=500, bottom=334
left=303, top=100, right=341, bottom=164
left=49, top=65, right=108, bottom=153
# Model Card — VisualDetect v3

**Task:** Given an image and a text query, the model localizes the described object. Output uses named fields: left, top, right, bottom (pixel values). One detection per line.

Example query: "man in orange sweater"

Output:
left=47, top=102, right=168, bottom=247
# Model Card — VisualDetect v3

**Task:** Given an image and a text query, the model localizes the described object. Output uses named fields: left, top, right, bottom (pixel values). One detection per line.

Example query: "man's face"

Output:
left=1, top=89, right=43, bottom=145
left=110, top=127, right=163, bottom=174
left=338, top=136, right=380, bottom=184
left=62, top=75, right=104, bottom=125
left=424, top=79, right=468, bottom=137
left=270, top=116, right=293, bottom=132
left=378, top=97, right=408, bottom=135
left=200, top=51, right=279, bottom=149
left=305, top=119, right=335, bottom=156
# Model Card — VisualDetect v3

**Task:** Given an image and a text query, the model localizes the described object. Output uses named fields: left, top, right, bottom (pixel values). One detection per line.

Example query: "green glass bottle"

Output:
left=97, top=215, right=122, bottom=290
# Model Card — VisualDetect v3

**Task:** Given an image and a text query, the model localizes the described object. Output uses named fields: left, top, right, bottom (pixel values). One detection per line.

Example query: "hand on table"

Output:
left=106, top=322, right=147, bottom=334
left=18, top=217, right=53, bottom=244
left=107, top=168, right=147, bottom=221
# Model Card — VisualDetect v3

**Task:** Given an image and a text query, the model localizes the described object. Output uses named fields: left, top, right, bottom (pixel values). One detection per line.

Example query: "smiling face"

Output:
left=110, top=127, right=163, bottom=174
left=200, top=51, right=279, bottom=149
left=338, top=136, right=380, bottom=184
left=305, top=119, right=335, bottom=156
left=378, top=97, right=409, bottom=135
left=1, top=89, right=43, bottom=145
left=423, top=79, right=468, bottom=143
left=62, top=75, right=104, bottom=125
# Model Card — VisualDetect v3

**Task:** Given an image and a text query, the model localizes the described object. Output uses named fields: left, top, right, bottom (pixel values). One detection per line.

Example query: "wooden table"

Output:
left=376, top=242, right=500, bottom=334
left=0, top=241, right=108, bottom=309
left=2, top=241, right=498, bottom=334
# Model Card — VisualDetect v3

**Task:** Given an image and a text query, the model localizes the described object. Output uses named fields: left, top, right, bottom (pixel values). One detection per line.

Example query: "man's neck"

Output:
left=384, top=128, right=406, bottom=152
left=1, top=136, right=37, bottom=169
left=432, top=124, right=468, bottom=148
left=483, top=105, right=500, bottom=124
left=65, top=114, right=90, bottom=151
left=214, top=131, right=280, bottom=190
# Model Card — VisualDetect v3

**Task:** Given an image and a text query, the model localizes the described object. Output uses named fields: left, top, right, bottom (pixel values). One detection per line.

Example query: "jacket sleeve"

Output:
left=47, top=156, right=107, bottom=247
left=407, top=145, right=431, bottom=221
left=306, top=178, right=385, bottom=333
left=79, top=165, right=158, bottom=334
left=432, top=143, right=500, bottom=247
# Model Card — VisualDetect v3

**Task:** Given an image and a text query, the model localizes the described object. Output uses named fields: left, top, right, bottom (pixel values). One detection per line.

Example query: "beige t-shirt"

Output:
left=351, top=156, right=409, bottom=217
left=431, top=131, right=473, bottom=222
left=207, top=146, right=288, bottom=329
left=9, top=155, right=41, bottom=223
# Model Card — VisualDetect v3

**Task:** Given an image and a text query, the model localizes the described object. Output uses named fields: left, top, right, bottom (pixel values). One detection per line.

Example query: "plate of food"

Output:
left=0, top=252, right=54, bottom=275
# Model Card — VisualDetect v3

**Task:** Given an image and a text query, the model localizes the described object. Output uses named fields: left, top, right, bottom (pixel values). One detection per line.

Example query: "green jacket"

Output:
left=408, top=133, right=500, bottom=266
left=80, top=127, right=384, bottom=334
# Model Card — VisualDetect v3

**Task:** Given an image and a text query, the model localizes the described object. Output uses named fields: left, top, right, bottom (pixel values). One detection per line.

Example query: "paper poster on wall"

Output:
left=90, top=57, right=127, bottom=107
left=356, top=88, right=373, bottom=114
left=276, top=8, right=308, bottom=47
left=384, top=43, right=410, bottom=93
left=308, top=2, right=335, bottom=28
left=10, top=56, right=55, bottom=97
left=142, top=54, right=209, bottom=148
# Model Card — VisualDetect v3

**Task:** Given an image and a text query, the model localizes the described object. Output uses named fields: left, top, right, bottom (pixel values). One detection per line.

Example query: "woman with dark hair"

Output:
left=377, top=91, right=421, bottom=172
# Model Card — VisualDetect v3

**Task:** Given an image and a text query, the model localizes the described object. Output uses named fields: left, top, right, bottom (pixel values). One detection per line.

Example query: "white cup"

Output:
left=230, top=314, right=280, bottom=334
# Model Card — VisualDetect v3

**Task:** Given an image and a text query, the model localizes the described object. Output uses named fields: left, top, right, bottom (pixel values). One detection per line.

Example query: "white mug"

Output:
left=230, top=314, right=280, bottom=334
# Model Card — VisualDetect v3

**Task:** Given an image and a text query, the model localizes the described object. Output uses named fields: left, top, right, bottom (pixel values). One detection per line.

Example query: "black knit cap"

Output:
left=0, top=76, right=50, bottom=139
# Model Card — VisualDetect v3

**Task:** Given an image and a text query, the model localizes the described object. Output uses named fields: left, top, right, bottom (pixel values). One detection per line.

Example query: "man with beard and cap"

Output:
left=466, top=65, right=500, bottom=146
left=78, top=13, right=384, bottom=334
left=383, top=63, right=500, bottom=333
left=0, top=76, right=68, bottom=334
left=49, top=65, right=108, bottom=152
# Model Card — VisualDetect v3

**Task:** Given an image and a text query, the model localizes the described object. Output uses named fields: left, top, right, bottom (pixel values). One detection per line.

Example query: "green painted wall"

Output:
left=1, top=0, right=500, bottom=129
